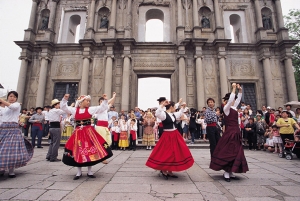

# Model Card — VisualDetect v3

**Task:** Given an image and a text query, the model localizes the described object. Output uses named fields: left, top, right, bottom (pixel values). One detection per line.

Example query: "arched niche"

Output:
left=40, top=9, right=50, bottom=30
left=138, top=6, right=171, bottom=42
left=199, top=6, right=212, bottom=29
left=223, top=11, right=248, bottom=43
left=98, top=7, right=110, bottom=30
left=145, top=9, right=164, bottom=42
left=261, top=7, right=273, bottom=30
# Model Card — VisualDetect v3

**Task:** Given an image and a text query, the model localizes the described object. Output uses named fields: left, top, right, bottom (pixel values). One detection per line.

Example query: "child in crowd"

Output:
left=108, top=116, right=117, bottom=129
left=118, top=115, right=128, bottom=150
left=129, top=119, right=137, bottom=151
left=271, top=125, right=282, bottom=153
left=269, top=109, right=276, bottom=126
left=110, top=120, right=120, bottom=150
left=264, top=128, right=275, bottom=152
left=199, top=115, right=207, bottom=141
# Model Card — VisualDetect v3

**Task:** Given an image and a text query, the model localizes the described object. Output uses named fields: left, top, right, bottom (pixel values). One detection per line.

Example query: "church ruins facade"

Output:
left=16, top=0, right=298, bottom=111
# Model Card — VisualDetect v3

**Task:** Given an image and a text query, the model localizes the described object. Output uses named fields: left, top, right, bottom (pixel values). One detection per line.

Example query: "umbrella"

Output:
left=284, top=101, right=300, bottom=108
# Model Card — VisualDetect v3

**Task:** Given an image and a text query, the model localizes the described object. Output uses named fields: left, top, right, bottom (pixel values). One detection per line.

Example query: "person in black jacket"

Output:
left=245, top=118, right=257, bottom=150
left=189, top=108, right=197, bottom=144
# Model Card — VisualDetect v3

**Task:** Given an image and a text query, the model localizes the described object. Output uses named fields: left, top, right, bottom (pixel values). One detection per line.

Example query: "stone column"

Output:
left=177, top=0, right=183, bottom=26
left=121, top=56, right=131, bottom=111
left=36, top=56, right=50, bottom=107
left=195, top=56, right=205, bottom=109
left=283, top=57, right=298, bottom=101
left=28, top=0, right=38, bottom=29
left=261, top=57, right=275, bottom=107
left=110, top=0, right=117, bottom=28
left=213, top=0, right=221, bottom=27
left=254, top=0, right=263, bottom=28
left=274, top=0, right=285, bottom=28
left=16, top=58, right=29, bottom=104
left=125, top=0, right=132, bottom=38
left=178, top=56, right=187, bottom=100
left=48, top=0, right=59, bottom=30
left=192, top=0, right=199, bottom=27
left=87, top=0, right=96, bottom=29
left=80, top=57, right=90, bottom=95
left=104, top=56, right=113, bottom=98
left=218, top=56, right=228, bottom=97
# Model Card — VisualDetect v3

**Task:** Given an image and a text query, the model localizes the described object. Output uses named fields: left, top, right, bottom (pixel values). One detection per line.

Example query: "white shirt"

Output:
left=127, top=118, right=137, bottom=130
left=155, top=105, right=184, bottom=131
left=60, top=98, right=108, bottom=117
left=95, top=104, right=110, bottom=121
left=1, top=102, right=21, bottom=123
left=118, top=119, right=127, bottom=131
left=48, top=108, right=65, bottom=122
left=0, top=106, right=4, bottom=125
left=223, top=93, right=242, bottom=116
left=42, top=110, right=49, bottom=120
left=111, top=126, right=120, bottom=133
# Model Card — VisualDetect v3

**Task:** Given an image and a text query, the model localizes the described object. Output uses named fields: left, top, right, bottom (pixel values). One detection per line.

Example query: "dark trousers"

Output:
left=158, top=126, right=164, bottom=139
left=206, top=126, right=220, bottom=156
left=189, top=128, right=196, bottom=142
left=129, top=135, right=136, bottom=150
left=196, top=124, right=201, bottom=139
left=31, top=126, right=43, bottom=147
left=247, top=132, right=257, bottom=150
left=46, top=128, right=61, bottom=160
left=43, top=121, right=49, bottom=137
left=24, top=122, right=32, bottom=137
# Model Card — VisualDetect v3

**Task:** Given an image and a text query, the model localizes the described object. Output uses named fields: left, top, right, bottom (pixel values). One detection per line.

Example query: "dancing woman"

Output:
left=210, top=83, right=249, bottom=182
left=60, top=94, right=113, bottom=180
left=146, top=99, right=194, bottom=179
left=0, top=91, right=33, bottom=178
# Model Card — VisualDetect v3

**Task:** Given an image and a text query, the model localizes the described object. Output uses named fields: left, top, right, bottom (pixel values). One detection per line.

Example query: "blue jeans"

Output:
left=31, top=125, right=43, bottom=147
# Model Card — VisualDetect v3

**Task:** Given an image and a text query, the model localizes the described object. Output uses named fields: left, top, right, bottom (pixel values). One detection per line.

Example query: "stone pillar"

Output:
left=274, top=0, right=285, bottom=28
left=125, top=0, right=132, bottom=38
left=254, top=0, right=263, bottom=28
left=48, top=0, right=59, bottom=30
left=213, top=0, right=221, bottom=27
left=178, top=56, right=187, bottom=100
left=16, top=58, right=29, bottom=104
left=177, top=0, right=183, bottom=26
left=36, top=57, right=50, bottom=107
left=87, top=0, right=96, bottom=29
left=110, top=0, right=117, bottom=27
left=218, top=56, right=228, bottom=97
left=261, top=57, right=275, bottom=107
left=121, top=56, right=131, bottom=111
left=28, top=0, right=38, bottom=29
left=80, top=57, right=90, bottom=95
left=283, top=58, right=298, bottom=101
left=192, top=0, right=199, bottom=27
left=195, top=56, right=205, bottom=109
left=104, top=56, right=113, bottom=98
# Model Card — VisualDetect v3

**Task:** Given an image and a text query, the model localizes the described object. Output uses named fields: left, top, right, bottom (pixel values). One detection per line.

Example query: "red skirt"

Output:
left=62, top=125, right=113, bottom=167
left=112, top=131, right=119, bottom=142
left=146, top=129, right=194, bottom=171
left=210, top=126, right=249, bottom=173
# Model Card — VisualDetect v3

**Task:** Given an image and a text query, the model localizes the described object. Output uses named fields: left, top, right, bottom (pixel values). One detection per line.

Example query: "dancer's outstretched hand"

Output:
left=232, top=83, right=237, bottom=88
left=103, top=94, right=107, bottom=100
left=64, top=94, right=70, bottom=100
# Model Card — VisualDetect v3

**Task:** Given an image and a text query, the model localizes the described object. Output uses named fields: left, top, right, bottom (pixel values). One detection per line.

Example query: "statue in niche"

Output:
left=201, top=16, right=210, bottom=28
left=40, top=16, right=49, bottom=30
left=262, top=14, right=272, bottom=29
left=100, top=15, right=109, bottom=28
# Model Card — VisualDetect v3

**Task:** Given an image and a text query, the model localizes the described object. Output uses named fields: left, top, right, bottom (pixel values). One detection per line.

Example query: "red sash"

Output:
left=33, top=123, right=43, bottom=130
left=130, top=130, right=137, bottom=140
left=112, top=131, right=119, bottom=141
left=97, top=120, right=108, bottom=128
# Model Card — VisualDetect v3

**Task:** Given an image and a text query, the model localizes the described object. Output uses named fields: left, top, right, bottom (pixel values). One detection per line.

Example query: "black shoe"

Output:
left=46, top=158, right=50, bottom=161
left=73, top=174, right=81, bottom=180
left=230, top=176, right=240, bottom=180
left=8, top=174, right=16, bottom=178
left=160, top=171, right=168, bottom=180
left=87, top=174, right=96, bottom=178
left=50, top=158, right=61, bottom=162
left=167, top=174, right=178, bottom=178
left=37, top=146, right=43, bottom=148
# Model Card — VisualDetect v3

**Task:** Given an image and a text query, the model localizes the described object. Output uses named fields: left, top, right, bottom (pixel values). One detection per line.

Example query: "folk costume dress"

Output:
left=60, top=98, right=113, bottom=167
left=0, top=102, right=33, bottom=171
left=94, top=103, right=112, bottom=146
left=142, top=117, right=156, bottom=146
left=61, top=115, right=74, bottom=143
left=210, top=93, right=249, bottom=173
left=118, top=119, right=129, bottom=148
left=146, top=106, right=194, bottom=171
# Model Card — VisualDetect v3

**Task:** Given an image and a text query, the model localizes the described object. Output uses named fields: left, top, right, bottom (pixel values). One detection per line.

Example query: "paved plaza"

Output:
left=0, top=147, right=300, bottom=201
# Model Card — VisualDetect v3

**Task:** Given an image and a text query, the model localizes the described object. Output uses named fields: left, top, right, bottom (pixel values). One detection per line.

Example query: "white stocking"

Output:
left=224, top=172, right=230, bottom=178
left=76, top=167, right=82, bottom=176
left=229, top=172, right=235, bottom=178
left=88, top=166, right=93, bottom=175
left=8, top=168, right=15, bottom=175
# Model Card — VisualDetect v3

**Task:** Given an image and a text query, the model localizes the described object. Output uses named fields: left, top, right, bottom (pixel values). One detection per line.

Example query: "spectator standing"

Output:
left=245, top=117, right=256, bottom=150
left=108, top=106, right=118, bottom=120
left=255, top=114, right=266, bottom=150
left=276, top=111, right=300, bottom=142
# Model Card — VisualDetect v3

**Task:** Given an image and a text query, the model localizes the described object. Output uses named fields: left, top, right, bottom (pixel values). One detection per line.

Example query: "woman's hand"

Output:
left=64, top=94, right=70, bottom=100
left=102, top=94, right=107, bottom=100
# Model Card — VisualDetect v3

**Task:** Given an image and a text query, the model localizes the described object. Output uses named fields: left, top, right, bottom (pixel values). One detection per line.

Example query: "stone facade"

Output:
left=16, top=0, right=298, bottom=111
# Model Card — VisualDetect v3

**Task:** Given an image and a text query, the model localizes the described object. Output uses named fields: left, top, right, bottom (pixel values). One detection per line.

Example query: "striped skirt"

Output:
left=0, top=122, right=34, bottom=170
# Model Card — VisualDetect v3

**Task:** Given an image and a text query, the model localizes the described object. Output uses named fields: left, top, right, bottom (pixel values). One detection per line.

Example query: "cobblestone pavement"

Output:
left=0, top=148, right=300, bottom=201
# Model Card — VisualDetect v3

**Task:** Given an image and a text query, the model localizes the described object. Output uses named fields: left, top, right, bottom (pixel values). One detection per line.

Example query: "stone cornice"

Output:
left=255, top=40, right=277, bottom=48
left=14, top=41, right=34, bottom=52
left=212, top=39, right=231, bottom=47
left=79, top=39, right=97, bottom=48
left=277, top=40, right=300, bottom=49
left=35, top=41, right=55, bottom=51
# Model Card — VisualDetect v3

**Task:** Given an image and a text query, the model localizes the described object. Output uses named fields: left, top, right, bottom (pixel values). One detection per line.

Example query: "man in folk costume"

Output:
left=60, top=94, right=113, bottom=180
left=210, top=83, right=249, bottom=182
left=94, top=92, right=117, bottom=164
left=46, top=99, right=67, bottom=162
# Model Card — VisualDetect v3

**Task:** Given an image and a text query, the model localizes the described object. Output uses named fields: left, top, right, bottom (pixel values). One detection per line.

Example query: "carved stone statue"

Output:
left=262, top=14, right=272, bottom=29
left=100, top=15, right=109, bottom=28
left=201, top=16, right=210, bottom=28
left=40, top=16, right=49, bottom=30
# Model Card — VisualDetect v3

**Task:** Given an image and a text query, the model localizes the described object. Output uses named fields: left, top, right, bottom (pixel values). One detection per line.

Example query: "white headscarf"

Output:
left=75, top=95, right=91, bottom=108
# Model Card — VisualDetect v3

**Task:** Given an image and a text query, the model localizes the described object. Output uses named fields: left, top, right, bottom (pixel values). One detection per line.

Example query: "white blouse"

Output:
left=94, top=104, right=110, bottom=121
left=1, top=102, right=21, bottom=123
left=155, top=105, right=184, bottom=131
left=223, top=93, right=242, bottom=116
left=48, top=108, right=66, bottom=122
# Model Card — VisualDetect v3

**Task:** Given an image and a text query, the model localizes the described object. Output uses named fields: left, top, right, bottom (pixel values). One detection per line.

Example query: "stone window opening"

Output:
left=145, top=9, right=164, bottom=42
left=229, top=14, right=242, bottom=43
left=223, top=11, right=248, bottom=43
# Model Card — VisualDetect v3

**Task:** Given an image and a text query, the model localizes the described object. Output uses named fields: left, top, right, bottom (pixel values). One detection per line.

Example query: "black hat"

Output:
left=271, top=124, right=278, bottom=128
left=157, top=97, right=166, bottom=102
left=35, top=107, right=43, bottom=112
left=222, top=93, right=237, bottom=100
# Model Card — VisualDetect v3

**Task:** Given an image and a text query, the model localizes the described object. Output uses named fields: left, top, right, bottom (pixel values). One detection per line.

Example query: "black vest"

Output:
left=162, top=112, right=177, bottom=129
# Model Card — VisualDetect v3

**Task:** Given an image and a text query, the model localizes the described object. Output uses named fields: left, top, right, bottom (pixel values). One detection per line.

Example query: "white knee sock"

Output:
left=76, top=167, right=82, bottom=176
left=87, top=166, right=93, bottom=175
left=8, top=168, right=15, bottom=175
left=224, top=172, right=230, bottom=178
left=229, top=172, right=235, bottom=178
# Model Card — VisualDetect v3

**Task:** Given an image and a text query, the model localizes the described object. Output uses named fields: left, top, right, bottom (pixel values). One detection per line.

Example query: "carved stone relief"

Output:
left=56, top=62, right=79, bottom=77
left=133, top=58, right=174, bottom=68
left=230, top=60, right=255, bottom=76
